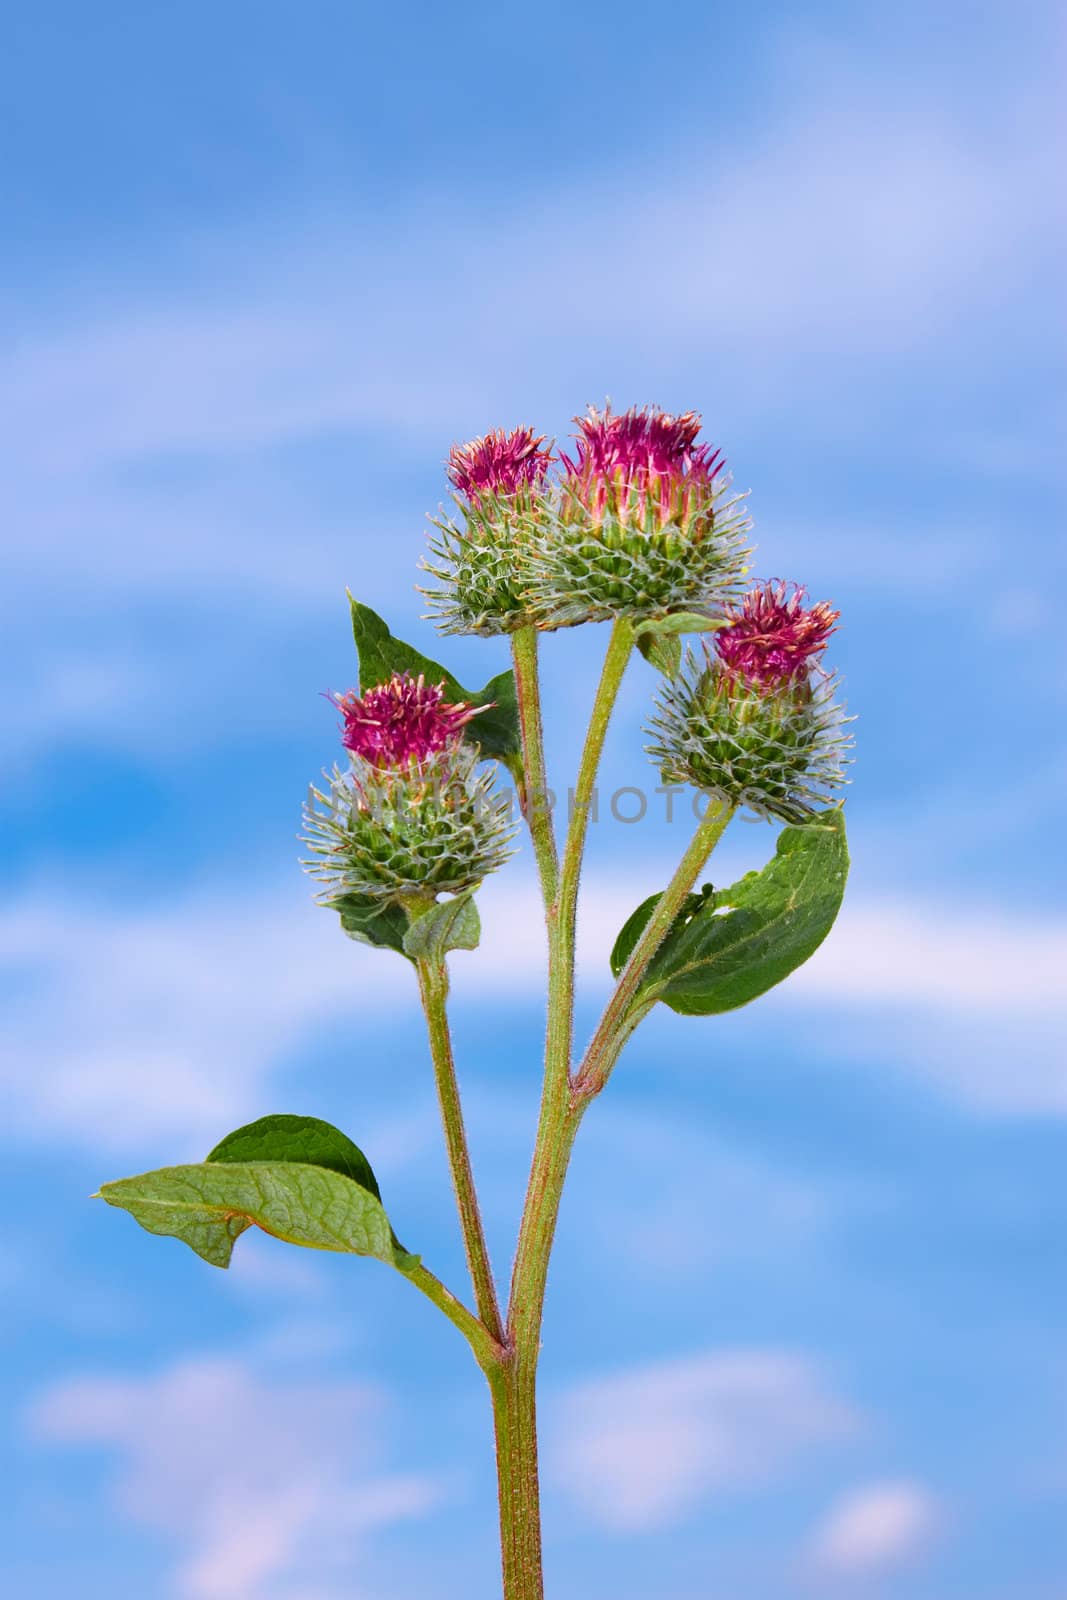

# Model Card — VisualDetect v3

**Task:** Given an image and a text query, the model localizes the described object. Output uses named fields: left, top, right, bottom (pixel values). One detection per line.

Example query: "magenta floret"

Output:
left=333, top=674, right=483, bottom=769
left=716, top=581, right=839, bottom=687
left=560, top=403, right=723, bottom=525
left=447, top=427, right=553, bottom=501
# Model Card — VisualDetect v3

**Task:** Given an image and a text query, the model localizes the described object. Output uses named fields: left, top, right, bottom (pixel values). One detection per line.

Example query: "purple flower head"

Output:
left=560, top=403, right=723, bottom=526
left=716, top=581, right=839, bottom=688
left=447, top=427, right=553, bottom=502
left=333, top=674, right=485, bottom=769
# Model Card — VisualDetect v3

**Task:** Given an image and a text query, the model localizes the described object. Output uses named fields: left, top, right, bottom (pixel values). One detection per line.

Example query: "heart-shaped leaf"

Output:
left=98, top=1114, right=417, bottom=1271
left=402, top=891, right=481, bottom=961
left=348, top=594, right=520, bottom=763
left=610, top=809, right=848, bottom=1016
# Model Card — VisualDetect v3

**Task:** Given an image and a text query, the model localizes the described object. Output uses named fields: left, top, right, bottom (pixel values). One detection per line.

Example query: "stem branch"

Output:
left=510, top=616, right=635, bottom=1340
left=489, top=619, right=637, bottom=1597
left=577, top=798, right=735, bottom=1097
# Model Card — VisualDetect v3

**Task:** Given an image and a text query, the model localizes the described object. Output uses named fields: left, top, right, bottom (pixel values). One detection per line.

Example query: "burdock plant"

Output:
left=98, top=403, right=853, bottom=1599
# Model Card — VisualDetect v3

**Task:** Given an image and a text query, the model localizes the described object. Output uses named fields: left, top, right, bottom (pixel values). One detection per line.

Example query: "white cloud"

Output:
left=4, top=860, right=1067, bottom=1159
left=28, top=1357, right=442, bottom=1600
left=0, top=882, right=369, bottom=1151
left=0, top=875, right=507, bottom=1152
left=550, top=1349, right=854, bottom=1532
left=785, top=897, right=1067, bottom=1113
left=3, top=81, right=1058, bottom=482
left=793, top=897, right=1067, bottom=1015
left=3, top=53, right=1060, bottom=778
left=0, top=56, right=1061, bottom=641
left=0, top=866, right=632, bottom=1153
left=806, top=1480, right=941, bottom=1576
left=0, top=864, right=572, bottom=1152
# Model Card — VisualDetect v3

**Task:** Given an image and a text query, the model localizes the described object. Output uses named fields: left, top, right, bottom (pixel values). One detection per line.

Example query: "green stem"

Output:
left=489, top=1358, right=544, bottom=1600
left=559, top=617, right=635, bottom=928
left=576, top=798, right=735, bottom=1097
left=507, top=1090, right=585, bottom=1349
left=510, top=625, right=559, bottom=910
left=485, top=633, right=728, bottom=1597
left=509, top=616, right=635, bottom=1334
left=489, top=1090, right=586, bottom=1600
left=416, top=956, right=505, bottom=1346
left=491, top=618, right=635, bottom=1599
left=550, top=615, right=634, bottom=1087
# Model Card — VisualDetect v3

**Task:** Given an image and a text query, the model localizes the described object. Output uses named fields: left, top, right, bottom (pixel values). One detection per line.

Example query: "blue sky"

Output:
left=3, top=2, right=1066, bottom=1596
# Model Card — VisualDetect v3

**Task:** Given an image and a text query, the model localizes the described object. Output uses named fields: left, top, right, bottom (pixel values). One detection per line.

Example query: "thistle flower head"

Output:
left=447, top=426, right=553, bottom=502
left=333, top=673, right=483, bottom=770
left=560, top=403, right=722, bottom=526
left=716, top=581, right=839, bottom=687
left=423, top=425, right=555, bottom=636
left=524, top=402, right=751, bottom=630
left=304, top=679, right=515, bottom=904
left=646, top=581, right=850, bottom=823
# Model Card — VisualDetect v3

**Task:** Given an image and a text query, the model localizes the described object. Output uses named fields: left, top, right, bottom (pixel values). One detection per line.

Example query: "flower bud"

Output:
left=646, top=582, right=850, bottom=822
left=302, top=674, right=517, bottom=901
left=422, top=427, right=555, bottom=635
left=524, top=404, right=752, bottom=629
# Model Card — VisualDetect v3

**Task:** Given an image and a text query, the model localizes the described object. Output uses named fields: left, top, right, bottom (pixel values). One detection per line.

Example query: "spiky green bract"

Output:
left=522, top=473, right=752, bottom=630
left=421, top=488, right=550, bottom=635
left=647, top=647, right=851, bottom=823
left=302, top=741, right=516, bottom=902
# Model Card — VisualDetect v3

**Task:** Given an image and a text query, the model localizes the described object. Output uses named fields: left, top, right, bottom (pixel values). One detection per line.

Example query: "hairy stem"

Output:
left=491, top=619, right=635, bottom=1598
left=549, top=615, right=634, bottom=1085
left=559, top=617, right=635, bottom=930
left=416, top=956, right=505, bottom=1346
left=511, top=625, right=559, bottom=909
left=489, top=1358, right=544, bottom=1600
left=509, top=616, right=635, bottom=1335
left=490, top=1087, right=586, bottom=1600
left=577, top=798, right=735, bottom=1096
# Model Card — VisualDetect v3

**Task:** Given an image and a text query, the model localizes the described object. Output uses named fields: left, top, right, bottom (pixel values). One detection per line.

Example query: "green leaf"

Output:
left=207, top=1113, right=382, bottom=1196
left=98, top=1114, right=417, bottom=1271
left=612, top=809, right=849, bottom=1016
left=636, top=629, right=682, bottom=679
left=640, top=611, right=728, bottom=636
left=348, top=594, right=520, bottom=763
left=636, top=612, right=727, bottom=678
left=609, top=882, right=716, bottom=979
left=402, top=891, right=481, bottom=961
left=327, top=891, right=411, bottom=957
